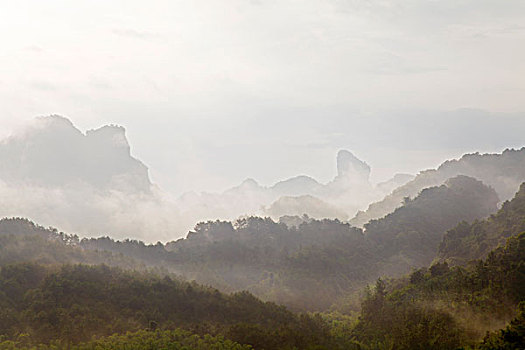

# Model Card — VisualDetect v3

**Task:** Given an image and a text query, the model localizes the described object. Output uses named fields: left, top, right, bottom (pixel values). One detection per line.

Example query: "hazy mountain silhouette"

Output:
left=264, top=195, right=349, bottom=220
left=351, top=148, right=525, bottom=227
left=183, top=150, right=415, bottom=223
left=0, top=116, right=185, bottom=241
left=1, top=115, right=520, bottom=245
left=0, top=115, right=151, bottom=193
left=270, top=175, right=324, bottom=196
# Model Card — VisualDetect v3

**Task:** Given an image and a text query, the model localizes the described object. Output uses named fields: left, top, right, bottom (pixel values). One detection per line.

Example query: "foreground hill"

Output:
left=0, top=175, right=496, bottom=311
left=351, top=232, right=525, bottom=349
left=1, top=182, right=524, bottom=349
left=1, top=214, right=522, bottom=349
left=351, top=148, right=525, bottom=227
left=0, top=263, right=362, bottom=350
left=348, top=182, right=525, bottom=349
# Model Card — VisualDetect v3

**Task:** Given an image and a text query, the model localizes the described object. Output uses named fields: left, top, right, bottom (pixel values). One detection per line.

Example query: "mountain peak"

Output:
left=0, top=116, right=151, bottom=192
left=336, top=150, right=371, bottom=182
left=36, top=114, right=76, bottom=127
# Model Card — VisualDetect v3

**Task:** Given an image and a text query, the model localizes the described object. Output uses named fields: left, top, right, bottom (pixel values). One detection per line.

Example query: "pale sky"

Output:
left=1, top=0, right=525, bottom=194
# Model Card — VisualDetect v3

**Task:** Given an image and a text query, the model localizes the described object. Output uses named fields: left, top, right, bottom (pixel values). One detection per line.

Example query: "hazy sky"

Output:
left=1, top=0, right=525, bottom=194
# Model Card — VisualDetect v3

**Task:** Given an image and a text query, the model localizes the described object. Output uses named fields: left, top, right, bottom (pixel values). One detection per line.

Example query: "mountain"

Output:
left=0, top=116, right=414, bottom=241
left=439, top=182, right=525, bottom=264
left=351, top=148, right=525, bottom=227
left=364, top=175, right=499, bottom=273
left=183, top=149, right=414, bottom=223
left=0, top=176, right=498, bottom=312
left=0, top=115, right=151, bottom=192
left=270, top=175, right=323, bottom=196
left=333, top=149, right=371, bottom=185
left=0, top=116, right=192, bottom=241
left=263, top=195, right=349, bottom=220
left=376, top=173, right=415, bottom=195
left=166, top=175, right=497, bottom=310
left=350, top=181, right=525, bottom=348
left=352, top=232, right=525, bottom=349
left=0, top=263, right=357, bottom=350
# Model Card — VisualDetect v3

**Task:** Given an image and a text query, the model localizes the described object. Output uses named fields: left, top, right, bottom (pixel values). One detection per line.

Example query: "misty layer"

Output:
left=1, top=115, right=525, bottom=246
left=0, top=175, right=501, bottom=311
left=0, top=116, right=412, bottom=241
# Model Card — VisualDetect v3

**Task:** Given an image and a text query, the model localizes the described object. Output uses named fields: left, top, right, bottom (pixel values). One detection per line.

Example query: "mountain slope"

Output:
left=352, top=232, right=525, bottom=349
left=365, top=175, right=499, bottom=273
left=350, top=182, right=525, bottom=349
left=0, top=176, right=500, bottom=311
left=164, top=175, right=498, bottom=310
left=351, top=148, right=525, bottom=227
left=0, top=263, right=360, bottom=350
left=439, top=182, right=525, bottom=264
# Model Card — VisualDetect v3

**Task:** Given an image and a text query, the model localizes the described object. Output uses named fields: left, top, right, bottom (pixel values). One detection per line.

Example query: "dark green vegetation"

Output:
left=440, top=182, right=525, bottom=264
left=0, top=176, right=498, bottom=311
left=0, top=176, right=523, bottom=349
left=474, top=303, right=525, bottom=350
left=0, top=263, right=360, bottom=350
left=0, top=329, right=251, bottom=350
left=351, top=232, right=525, bottom=349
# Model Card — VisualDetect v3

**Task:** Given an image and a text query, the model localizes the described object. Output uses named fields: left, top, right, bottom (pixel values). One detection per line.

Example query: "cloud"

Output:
left=112, top=28, right=160, bottom=41
left=365, top=52, right=447, bottom=75
left=29, top=80, right=58, bottom=91
left=24, top=45, right=44, bottom=53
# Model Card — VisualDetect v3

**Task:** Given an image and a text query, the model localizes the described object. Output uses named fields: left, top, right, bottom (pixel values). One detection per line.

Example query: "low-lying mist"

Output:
left=1, top=115, right=525, bottom=243
left=0, top=116, right=413, bottom=242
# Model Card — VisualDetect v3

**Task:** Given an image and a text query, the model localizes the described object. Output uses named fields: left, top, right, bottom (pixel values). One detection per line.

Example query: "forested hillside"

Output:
left=0, top=263, right=359, bottom=350
left=347, top=182, right=525, bottom=349
left=1, top=202, right=523, bottom=349
left=351, top=232, right=525, bottom=349
left=439, top=182, right=525, bottom=264
left=0, top=218, right=147, bottom=270
left=0, top=176, right=499, bottom=311
left=165, top=175, right=499, bottom=310
left=0, top=181, right=523, bottom=349
left=351, top=148, right=525, bottom=227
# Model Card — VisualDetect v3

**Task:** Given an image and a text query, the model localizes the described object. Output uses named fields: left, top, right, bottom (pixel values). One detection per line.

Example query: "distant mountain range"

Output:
left=0, top=115, right=151, bottom=192
left=180, top=149, right=415, bottom=223
left=351, top=148, right=525, bottom=227
left=1, top=115, right=525, bottom=243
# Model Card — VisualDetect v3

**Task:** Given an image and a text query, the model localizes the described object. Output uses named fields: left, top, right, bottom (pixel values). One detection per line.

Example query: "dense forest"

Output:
left=0, top=264, right=362, bottom=349
left=439, top=182, right=525, bottom=264
left=0, top=176, right=498, bottom=311
left=0, top=212, right=523, bottom=348
left=352, top=232, right=524, bottom=349
left=0, top=177, right=523, bottom=349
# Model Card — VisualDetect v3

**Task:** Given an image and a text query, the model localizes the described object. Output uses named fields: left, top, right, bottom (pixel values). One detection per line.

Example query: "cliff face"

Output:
left=0, top=115, right=151, bottom=193
left=335, top=149, right=371, bottom=184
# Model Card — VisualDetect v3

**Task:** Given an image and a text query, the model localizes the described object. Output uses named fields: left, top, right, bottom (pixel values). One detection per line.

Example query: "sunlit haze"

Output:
left=1, top=1, right=525, bottom=194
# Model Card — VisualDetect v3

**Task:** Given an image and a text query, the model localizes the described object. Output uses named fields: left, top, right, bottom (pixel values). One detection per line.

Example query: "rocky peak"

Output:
left=0, top=116, right=151, bottom=193
left=336, top=150, right=371, bottom=183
